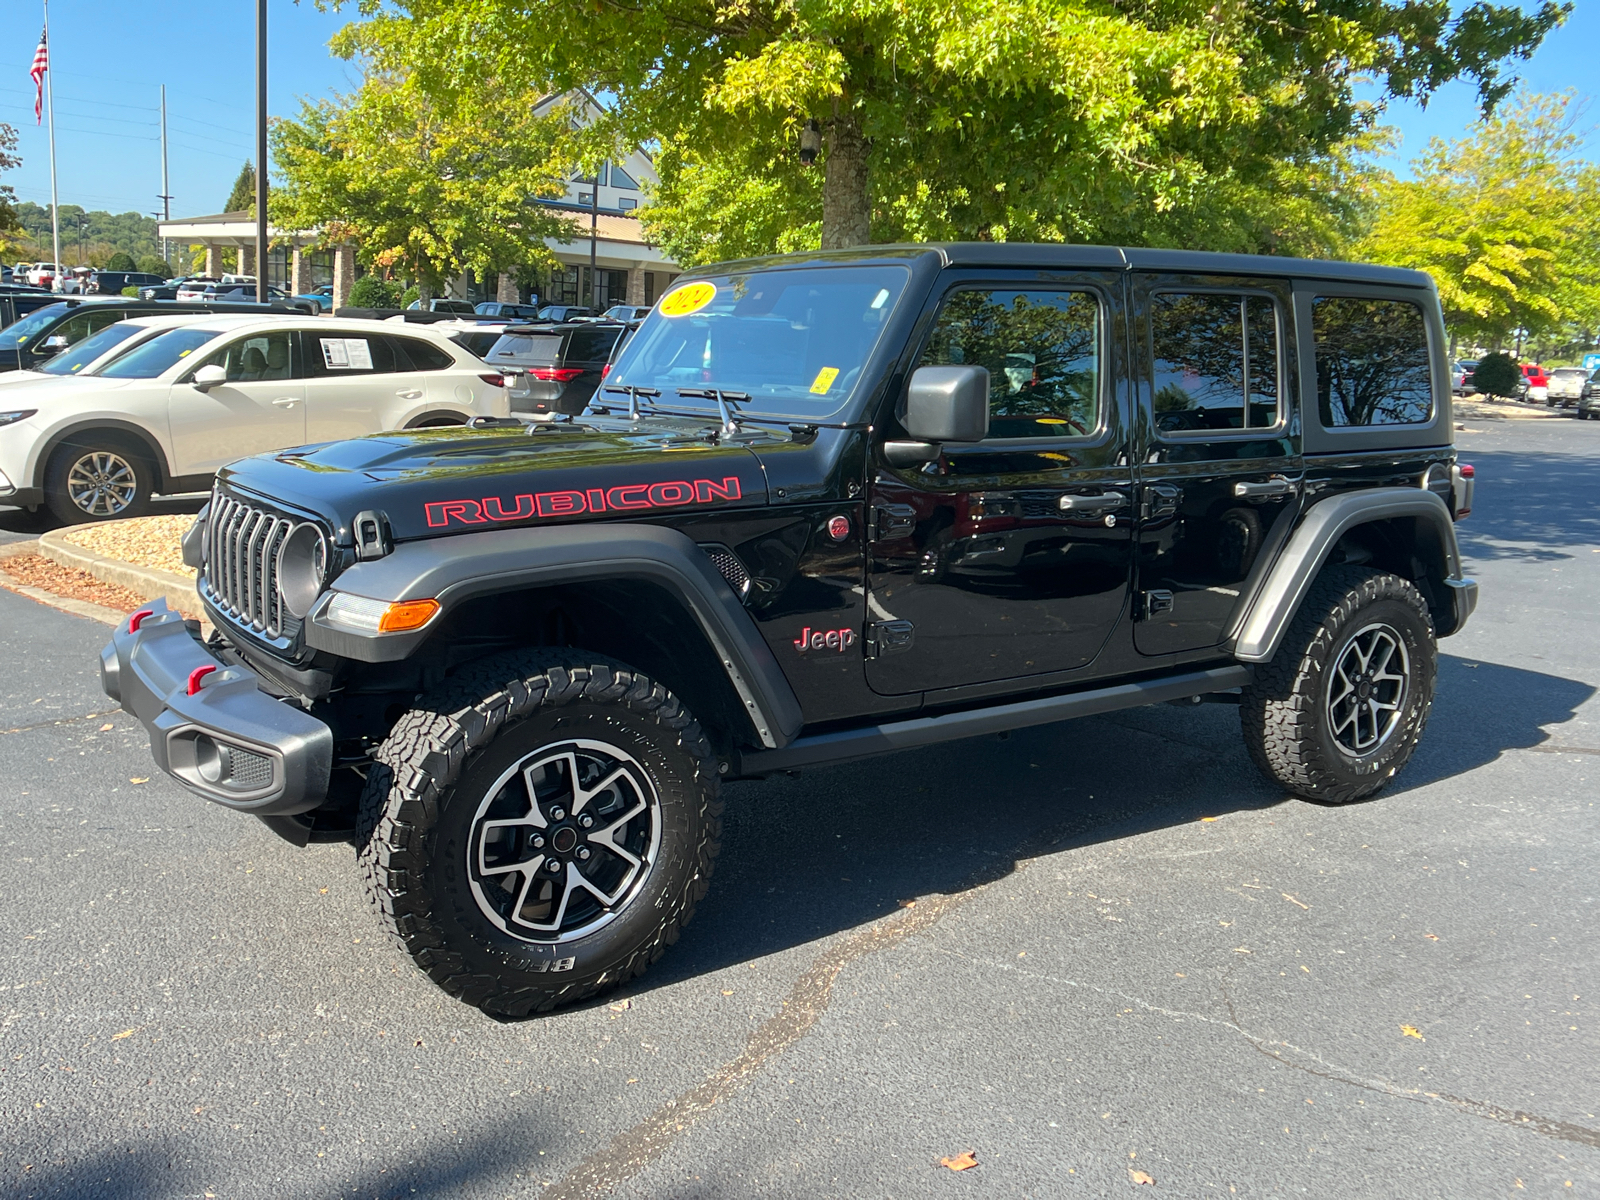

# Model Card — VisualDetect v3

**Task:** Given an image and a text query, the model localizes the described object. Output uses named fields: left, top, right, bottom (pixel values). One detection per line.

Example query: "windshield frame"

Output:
left=606, top=262, right=919, bottom=424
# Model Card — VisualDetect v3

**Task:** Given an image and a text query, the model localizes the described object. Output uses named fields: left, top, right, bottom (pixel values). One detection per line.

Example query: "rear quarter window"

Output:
left=1312, top=296, right=1433, bottom=427
left=565, top=327, right=622, bottom=361
left=391, top=336, right=456, bottom=371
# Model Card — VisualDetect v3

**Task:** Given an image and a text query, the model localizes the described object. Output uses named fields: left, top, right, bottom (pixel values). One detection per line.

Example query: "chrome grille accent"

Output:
left=201, top=493, right=299, bottom=639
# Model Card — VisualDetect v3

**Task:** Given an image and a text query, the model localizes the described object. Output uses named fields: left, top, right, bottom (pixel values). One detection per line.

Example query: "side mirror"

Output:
left=192, top=364, right=228, bottom=391
left=884, top=365, right=990, bottom=466
left=40, top=335, right=70, bottom=354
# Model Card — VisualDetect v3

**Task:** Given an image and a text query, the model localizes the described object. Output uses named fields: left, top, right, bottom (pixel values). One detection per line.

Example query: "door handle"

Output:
left=1058, top=491, right=1125, bottom=513
left=271, top=398, right=298, bottom=408
left=1233, top=475, right=1297, bottom=499
left=396, top=389, right=423, bottom=400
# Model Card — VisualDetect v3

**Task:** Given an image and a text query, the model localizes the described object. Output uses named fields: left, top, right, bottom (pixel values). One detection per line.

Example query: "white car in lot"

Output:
left=0, top=314, right=509, bottom=523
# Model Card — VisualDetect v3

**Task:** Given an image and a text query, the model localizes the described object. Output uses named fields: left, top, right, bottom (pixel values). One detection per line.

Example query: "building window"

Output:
left=644, top=272, right=658, bottom=305
left=578, top=192, right=595, bottom=206
left=618, top=197, right=638, bottom=211
left=609, top=164, right=638, bottom=190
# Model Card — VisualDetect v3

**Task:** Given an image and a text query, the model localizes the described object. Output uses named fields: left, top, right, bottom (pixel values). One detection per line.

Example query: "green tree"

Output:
left=1472, top=351, right=1521, bottom=398
left=271, top=71, right=573, bottom=298
left=0, top=123, right=20, bottom=253
left=105, top=251, right=137, bottom=272
left=136, top=254, right=174, bottom=277
left=226, top=161, right=256, bottom=214
left=1363, top=92, right=1592, bottom=350
left=333, top=0, right=1563, bottom=260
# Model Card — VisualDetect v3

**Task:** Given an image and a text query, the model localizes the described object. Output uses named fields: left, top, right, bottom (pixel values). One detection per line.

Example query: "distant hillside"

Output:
left=13, top=202, right=159, bottom=265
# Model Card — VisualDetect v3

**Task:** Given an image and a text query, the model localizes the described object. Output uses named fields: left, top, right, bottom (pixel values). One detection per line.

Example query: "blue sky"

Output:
left=3, top=0, right=1594, bottom=218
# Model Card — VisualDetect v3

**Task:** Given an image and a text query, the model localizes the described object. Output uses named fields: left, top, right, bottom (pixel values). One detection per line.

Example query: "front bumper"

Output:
left=100, top=600, right=332, bottom=815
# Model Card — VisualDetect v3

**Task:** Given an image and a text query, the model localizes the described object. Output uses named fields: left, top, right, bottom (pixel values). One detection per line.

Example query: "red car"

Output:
left=1522, top=364, right=1548, bottom=401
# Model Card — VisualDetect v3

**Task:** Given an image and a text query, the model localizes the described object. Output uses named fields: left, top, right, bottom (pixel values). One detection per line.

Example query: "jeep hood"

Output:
left=216, top=418, right=777, bottom=543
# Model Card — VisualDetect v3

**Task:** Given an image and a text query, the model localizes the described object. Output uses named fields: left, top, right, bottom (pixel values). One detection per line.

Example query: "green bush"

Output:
left=347, top=276, right=401, bottom=308
left=121, top=286, right=140, bottom=298
left=399, top=285, right=420, bottom=309
left=136, top=255, right=173, bottom=278
left=1472, top=352, right=1521, bottom=399
left=105, top=251, right=137, bottom=272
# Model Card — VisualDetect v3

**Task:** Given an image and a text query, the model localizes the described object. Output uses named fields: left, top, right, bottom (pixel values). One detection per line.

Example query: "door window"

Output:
left=919, top=289, right=1100, bottom=438
left=305, top=332, right=394, bottom=376
left=200, top=331, right=294, bottom=382
left=1150, top=293, right=1280, bottom=434
left=1311, top=297, right=1432, bottom=427
left=391, top=336, right=456, bottom=371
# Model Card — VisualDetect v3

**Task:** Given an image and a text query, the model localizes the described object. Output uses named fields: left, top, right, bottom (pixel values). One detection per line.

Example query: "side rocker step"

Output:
left=737, top=664, right=1253, bottom=776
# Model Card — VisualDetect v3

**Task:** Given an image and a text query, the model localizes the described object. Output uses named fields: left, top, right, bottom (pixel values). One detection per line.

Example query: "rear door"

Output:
left=167, top=329, right=305, bottom=474
left=300, top=328, right=409, bottom=439
left=865, top=270, right=1136, bottom=695
left=1130, top=272, right=1302, bottom=656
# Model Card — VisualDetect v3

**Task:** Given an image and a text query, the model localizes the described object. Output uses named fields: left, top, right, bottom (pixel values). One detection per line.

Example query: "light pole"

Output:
left=255, top=0, right=268, bottom=302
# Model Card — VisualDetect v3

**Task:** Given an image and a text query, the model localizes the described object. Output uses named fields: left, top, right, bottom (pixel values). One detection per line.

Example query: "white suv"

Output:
left=0, top=315, right=509, bottom=523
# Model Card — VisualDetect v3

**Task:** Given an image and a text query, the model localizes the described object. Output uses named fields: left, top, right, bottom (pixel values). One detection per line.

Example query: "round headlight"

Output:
left=276, top=523, right=328, bottom=619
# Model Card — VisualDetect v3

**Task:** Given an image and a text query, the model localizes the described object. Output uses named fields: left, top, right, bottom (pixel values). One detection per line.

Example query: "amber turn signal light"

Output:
left=376, top=598, right=440, bottom=633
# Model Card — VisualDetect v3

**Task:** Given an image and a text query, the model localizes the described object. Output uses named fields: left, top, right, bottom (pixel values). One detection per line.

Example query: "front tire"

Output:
left=1241, top=567, right=1436, bottom=804
left=44, top=435, right=155, bottom=524
left=357, top=652, right=721, bottom=1018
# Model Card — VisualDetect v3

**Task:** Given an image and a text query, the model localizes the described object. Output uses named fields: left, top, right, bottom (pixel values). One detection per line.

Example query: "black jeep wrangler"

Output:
left=102, top=245, right=1478, bottom=1017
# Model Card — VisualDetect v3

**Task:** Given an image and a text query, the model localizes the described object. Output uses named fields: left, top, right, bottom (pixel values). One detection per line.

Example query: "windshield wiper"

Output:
left=599, top=384, right=661, bottom=420
left=676, top=388, right=750, bottom=433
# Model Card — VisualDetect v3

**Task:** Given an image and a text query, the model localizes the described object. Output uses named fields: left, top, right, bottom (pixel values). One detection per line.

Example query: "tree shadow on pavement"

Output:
left=1454, top=440, right=1600, bottom=561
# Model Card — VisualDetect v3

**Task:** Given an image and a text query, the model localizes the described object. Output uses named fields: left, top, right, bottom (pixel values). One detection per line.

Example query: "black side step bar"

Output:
left=735, top=665, right=1253, bottom=777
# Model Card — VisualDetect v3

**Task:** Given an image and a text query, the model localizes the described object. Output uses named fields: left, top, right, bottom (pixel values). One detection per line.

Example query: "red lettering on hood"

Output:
left=425, top=477, right=744, bottom=529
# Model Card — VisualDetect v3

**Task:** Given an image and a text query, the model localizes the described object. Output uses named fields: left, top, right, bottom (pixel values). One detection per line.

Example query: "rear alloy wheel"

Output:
left=1241, top=566, right=1436, bottom=804
left=357, top=652, right=721, bottom=1018
left=44, top=438, right=154, bottom=524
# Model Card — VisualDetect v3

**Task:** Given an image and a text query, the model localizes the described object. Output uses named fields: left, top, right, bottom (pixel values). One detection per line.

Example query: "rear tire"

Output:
left=357, top=652, right=721, bottom=1018
left=43, top=434, right=156, bottom=524
left=1241, top=566, right=1436, bottom=804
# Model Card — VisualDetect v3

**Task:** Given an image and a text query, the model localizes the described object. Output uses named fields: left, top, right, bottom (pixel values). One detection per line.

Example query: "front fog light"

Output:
left=275, top=522, right=328, bottom=618
left=324, top=592, right=440, bottom=634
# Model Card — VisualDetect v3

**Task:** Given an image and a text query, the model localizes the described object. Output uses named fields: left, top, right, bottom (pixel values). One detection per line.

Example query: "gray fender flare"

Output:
left=302, top=522, right=803, bottom=749
left=1229, top=488, right=1476, bottom=663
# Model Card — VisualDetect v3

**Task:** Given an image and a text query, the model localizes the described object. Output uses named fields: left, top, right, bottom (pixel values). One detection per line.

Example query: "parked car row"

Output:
left=0, top=308, right=509, bottom=523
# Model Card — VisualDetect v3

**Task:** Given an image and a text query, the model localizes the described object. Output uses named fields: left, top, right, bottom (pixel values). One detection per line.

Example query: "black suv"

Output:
left=484, top=321, right=628, bottom=416
left=103, top=244, right=1477, bottom=1018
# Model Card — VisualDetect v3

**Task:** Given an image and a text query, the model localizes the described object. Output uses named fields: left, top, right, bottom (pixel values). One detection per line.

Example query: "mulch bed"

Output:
left=0, top=553, right=199, bottom=621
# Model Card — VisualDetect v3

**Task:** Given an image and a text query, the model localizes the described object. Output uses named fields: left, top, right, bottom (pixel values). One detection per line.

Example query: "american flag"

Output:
left=30, top=28, right=48, bottom=125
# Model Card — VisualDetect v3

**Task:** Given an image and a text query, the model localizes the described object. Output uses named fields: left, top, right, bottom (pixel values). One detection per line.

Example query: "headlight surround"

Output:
left=275, top=522, right=329, bottom=619
left=0, top=410, right=37, bottom=428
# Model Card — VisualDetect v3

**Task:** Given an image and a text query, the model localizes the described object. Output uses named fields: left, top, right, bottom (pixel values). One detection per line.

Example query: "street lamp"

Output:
left=798, top=119, right=822, bottom=166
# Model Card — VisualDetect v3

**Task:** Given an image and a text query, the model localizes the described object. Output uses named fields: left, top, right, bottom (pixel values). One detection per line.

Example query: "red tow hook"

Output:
left=128, top=608, right=155, bottom=633
left=186, top=665, right=217, bottom=696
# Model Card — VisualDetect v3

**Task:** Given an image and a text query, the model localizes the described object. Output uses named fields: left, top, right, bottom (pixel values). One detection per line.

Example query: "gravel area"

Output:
left=58, top=514, right=196, bottom=578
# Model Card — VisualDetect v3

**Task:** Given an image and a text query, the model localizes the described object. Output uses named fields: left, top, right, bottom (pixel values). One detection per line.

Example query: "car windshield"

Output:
left=95, top=327, right=222, bottom=378
left=1552, top=368, right=1585, bottom=378
left=608, top=265, right=912, bottom=420
left=39, top=321, right=149, bottom=375
left=0, top=303, right=68, bottom=350
left=486, top=332, right=563, bottom=365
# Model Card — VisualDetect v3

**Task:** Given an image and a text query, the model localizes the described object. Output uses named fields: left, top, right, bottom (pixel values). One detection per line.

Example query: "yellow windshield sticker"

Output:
left=659, top=281, right=716, bottom=318
left=809, top=367, right=840, bottom=394
left=1035, top=417, right=1068, bottom=424
left=178, top=349, right=193, bottom=357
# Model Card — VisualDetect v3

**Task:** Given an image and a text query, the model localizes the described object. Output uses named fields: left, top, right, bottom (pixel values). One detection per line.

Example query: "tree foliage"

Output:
left=226, top=162, right=256, bottom=214
left=1362, top=92, right=1599, bottom=349
left=271, top=67, right=576, bottom=294
left=330, top=0, right=1564, bottom=262
left=1472, top=350, right=1521, bottom=397
left=347, top=275, right=402, bottom=308
left=14, top=202, right=161, bottom=264
left=105, top=251, right=137, bottom=272
left=0, top=123, right=20, bottom=253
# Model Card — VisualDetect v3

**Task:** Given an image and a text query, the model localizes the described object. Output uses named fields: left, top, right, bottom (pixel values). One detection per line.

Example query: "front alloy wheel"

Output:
left=470, top=740, right=662, bottom=943
left=45, top=438, right=153, bottom=524
left=1325, top=622, right=1410, bottom=757
left=66, top=450, right=139, bottom=517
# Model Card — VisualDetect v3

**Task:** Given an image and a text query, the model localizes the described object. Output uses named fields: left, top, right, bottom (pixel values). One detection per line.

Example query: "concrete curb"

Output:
left=37, top=528, right=200, bottom=616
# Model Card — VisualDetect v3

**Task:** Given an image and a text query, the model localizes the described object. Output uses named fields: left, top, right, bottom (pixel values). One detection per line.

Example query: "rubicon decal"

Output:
left=794, top=626, right=858, bottom=654
left=425, top=477, right=743, bottom=528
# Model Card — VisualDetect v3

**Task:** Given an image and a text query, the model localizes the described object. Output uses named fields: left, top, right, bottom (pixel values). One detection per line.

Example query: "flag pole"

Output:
left=44, top=0, right=62, bottom=292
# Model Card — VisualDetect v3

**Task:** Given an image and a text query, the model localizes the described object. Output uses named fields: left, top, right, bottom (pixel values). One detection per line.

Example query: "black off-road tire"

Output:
left=356, top=651, right=721, bottom=1018
left=44, top=433, right=156, bottom=524
left=1241, top=566, right=1436, bottom=804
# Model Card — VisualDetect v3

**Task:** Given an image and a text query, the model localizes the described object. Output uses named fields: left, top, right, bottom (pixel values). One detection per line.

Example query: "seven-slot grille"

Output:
left=201, top=493, right=303, bottom=640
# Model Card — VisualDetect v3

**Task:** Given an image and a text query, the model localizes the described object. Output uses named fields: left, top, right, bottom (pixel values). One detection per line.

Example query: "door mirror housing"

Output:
left=884, top=365, right=990, bottom=465
left=903, top=365, right=989, bottom=443
left=39, top=335, right=70, bottom=354
left=192, top=364, right=228, bottom=391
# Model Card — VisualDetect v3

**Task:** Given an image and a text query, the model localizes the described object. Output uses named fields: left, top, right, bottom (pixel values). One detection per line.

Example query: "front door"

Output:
left=866, top=273, right=1135, bottom=695
left=1130, top=274, right=1303, bottom=655
left=167, top=329, right=305, bottom=475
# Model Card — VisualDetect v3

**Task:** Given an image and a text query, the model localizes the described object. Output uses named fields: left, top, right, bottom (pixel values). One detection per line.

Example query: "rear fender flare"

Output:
left=302, top=522, right=804, bottom=749
left=1229, top=489, right=1469, bottom=662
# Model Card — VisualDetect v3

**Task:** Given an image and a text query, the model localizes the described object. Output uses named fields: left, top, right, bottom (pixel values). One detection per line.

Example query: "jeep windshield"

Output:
left=607, top=265, right=911, bottom=421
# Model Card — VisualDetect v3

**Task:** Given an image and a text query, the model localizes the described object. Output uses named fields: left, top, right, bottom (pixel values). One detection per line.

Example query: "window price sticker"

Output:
left=809, top=366, right=839, bottom=394
left=320, top=337, right=374, bottom=370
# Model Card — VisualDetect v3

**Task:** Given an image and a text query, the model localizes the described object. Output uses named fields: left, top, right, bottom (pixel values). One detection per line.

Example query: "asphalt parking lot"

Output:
left=1, top=414, right=1596, bottom=1199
